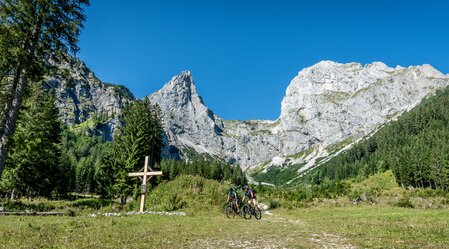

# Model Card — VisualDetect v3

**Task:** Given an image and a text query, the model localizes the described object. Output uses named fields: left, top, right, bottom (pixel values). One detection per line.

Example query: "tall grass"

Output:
left=146, top=175, right=229, bottom=211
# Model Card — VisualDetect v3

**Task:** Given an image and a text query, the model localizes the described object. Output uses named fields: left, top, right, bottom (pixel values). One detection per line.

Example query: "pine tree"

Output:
left=0, top=83, right=62, bottom=197
left=111, top=97, right=164, bottom=202
left=0, top=0, right=89, bottom=175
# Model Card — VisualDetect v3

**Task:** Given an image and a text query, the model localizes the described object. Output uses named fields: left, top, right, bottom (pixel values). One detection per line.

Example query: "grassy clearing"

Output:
left=281, top=206, right=449, bottom=248
left=1, top=206, right=448, bottom=248
left=2, top=173, right=449, bottom=248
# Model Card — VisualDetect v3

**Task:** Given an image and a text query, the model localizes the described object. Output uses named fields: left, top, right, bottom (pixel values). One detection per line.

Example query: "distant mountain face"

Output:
left=147, top=71, right=280, bottom=166
left=51, top=59, right=449, bottom=177
left=46, top=59, right=134, bottom=140
left=148, top=61, right=449, bottom=171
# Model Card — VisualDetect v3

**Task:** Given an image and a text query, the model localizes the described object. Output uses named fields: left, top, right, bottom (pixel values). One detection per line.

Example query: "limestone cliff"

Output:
left=149, top=61, right=449, bottom=171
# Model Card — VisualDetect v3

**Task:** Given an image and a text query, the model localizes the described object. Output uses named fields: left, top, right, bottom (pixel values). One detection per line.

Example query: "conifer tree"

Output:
left=111, top=97, right=164, bottom=202
left=0, top=0, right=89, bottom=175
left=0, top=83, right=62, bottom=197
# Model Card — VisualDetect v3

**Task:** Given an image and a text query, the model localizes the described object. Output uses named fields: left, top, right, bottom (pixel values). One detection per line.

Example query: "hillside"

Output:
left=149, top=62, right=449, bottom=173
left=295, top=84, right=449, bottom=189
left=44, top=59, right=449, bottom=182
left=45, top=58, right=134, bottom=140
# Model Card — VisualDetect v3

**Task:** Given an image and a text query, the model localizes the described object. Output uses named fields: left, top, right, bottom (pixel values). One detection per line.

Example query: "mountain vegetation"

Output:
left=160, top=159, right=247, bottom=186
left=0, top=83, right=63, bottom=197
left=0, top=0, right=90, bottom=175
left=302, top=86, right=449, bottom=190
left=0, top=89, right=247, bottom=200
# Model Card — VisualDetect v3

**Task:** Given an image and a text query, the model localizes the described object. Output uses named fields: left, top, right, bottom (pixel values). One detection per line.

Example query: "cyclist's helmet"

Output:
left=242, top=185, right=249, bottom=191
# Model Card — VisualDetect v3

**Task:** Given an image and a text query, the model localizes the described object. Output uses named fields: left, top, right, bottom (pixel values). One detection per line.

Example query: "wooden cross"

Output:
left=128, top=156, right=163, bottom=212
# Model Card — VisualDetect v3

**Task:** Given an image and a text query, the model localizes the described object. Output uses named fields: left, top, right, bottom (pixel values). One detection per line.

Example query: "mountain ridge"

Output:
left=146, top=60, right=449, bottom=172
left=49, top=59, right=449, bottom=180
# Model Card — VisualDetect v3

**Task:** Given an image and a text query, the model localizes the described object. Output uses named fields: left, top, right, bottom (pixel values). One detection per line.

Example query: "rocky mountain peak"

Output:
left=46, top=58, right=133, bottom=140
left=278, top=61, right=449, bottom=156
left=49, top=58, right=449, bottom=175
left=152, top=70, right=206, bottom=108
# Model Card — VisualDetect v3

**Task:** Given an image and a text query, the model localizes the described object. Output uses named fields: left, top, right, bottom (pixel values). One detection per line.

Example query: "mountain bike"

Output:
left=242, top=203, right=262, bottom=220
left=225, top=201, right=242, bottom=218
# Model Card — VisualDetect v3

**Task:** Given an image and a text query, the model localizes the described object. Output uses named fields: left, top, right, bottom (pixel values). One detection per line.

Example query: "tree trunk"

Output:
left=0, top=68, right=27, bottom=175
left=0, top=3, right=44, bottom=175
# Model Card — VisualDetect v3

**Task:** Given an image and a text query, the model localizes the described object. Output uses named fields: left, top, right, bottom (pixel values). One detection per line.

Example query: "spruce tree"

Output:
left=111, top=97, right=164, bottom=202
left=0, top=83, right=62, bottom=197
left=0, top=0, right=89, bottom=175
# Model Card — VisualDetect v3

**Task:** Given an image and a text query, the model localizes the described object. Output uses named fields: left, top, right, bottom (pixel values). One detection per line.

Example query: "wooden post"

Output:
left=140, top=156, right=148, bottom=212
left=128, top=156, right=163, bottom=212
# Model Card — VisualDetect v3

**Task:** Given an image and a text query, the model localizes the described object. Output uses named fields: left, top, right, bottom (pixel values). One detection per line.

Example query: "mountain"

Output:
left=46, top=58, right=134, bottom=140
left=148, top=71, right=281, bottom=167
left=49, top=59, right=449, bottom=184
left=148, top=61, right=449, bottom=173
left=300, top=83, right=449, bottom=190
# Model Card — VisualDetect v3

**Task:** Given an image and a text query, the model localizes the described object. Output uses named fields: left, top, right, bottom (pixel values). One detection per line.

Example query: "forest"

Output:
left=304, top=86, right=449, bottom=190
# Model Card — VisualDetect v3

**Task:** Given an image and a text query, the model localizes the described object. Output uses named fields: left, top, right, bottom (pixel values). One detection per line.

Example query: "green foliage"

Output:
left=160, top=159, right=247, bottom=186
left=351, top=170, right=398, bottom=193
left=304, top=86, right=449, bottom=190
left=146, top=175, right=227, bottom=211
left=254, top=180, right=351, bottom=206
left=0, top=83, right=63, bottom=197
left=0, top=0, right=90, bottom=175
left=0, top=0, right=90, bottom=70
left=251, top=163, right=305, bottom=186
left=394, top=197, right=414, bottom=208
left=269, top=198, right=280, bottom=209
left=110, top=97, right=164, bottom=201
left=60, top=129, right=113, bottom=195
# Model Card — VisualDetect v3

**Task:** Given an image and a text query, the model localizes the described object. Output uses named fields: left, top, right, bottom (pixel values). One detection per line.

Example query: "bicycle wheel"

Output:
left=237, top=206, right=243, bottom=218
left=243, top=205, right=252, bottom=219
left=254, top=206, right=262, bottom=220
left=225, top=204, right=235, bottom=218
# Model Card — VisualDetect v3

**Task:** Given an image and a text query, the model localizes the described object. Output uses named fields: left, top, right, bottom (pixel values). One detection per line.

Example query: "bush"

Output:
left=269, top=198, right=280, bottom=209
left=146, top=175, right=228, bottom=211
left=394, top=197, right=414, bottom=208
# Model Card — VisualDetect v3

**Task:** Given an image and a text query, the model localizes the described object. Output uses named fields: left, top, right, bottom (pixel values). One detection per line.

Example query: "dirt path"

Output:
left=192, top=203, right=358, bottom=248
left=259, top=206, right=357, bottom=249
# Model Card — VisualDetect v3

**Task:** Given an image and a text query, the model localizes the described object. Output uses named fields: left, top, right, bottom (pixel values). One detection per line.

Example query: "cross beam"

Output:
left=128, top=171, right=163, bottom=177
left=128, top=156, right=163, bottom=212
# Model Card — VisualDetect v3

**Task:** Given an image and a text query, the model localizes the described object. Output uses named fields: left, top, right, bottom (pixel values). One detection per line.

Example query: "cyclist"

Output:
left=242, top=185, right=258, bottom=208
left=226, top=187, right=240, bottom=212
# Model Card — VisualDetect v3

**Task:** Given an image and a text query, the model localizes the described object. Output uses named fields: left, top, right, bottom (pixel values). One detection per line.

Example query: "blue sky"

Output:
left=78, top=0, right=449, bottom=120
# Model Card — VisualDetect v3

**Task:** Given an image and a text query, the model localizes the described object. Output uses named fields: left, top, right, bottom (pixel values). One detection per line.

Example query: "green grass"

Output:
left=146, top=175, right=227, bottom=212
left=288, top=146, right=314, bottom=159
left=325, top=137, right=353, bottom=154
left=1, top=206, right=447, bottom=248
left=2, top=173, right=448, bottom=248
left=251, top=163, right=305, bottom=186
left=281, top=206, right=449, bottom=248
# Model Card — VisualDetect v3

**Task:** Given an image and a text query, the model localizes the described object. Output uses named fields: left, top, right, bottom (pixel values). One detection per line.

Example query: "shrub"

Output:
left=146, top=175, right=227, bottom=211
left=270, top=198, right=280, bottom=209
left=394, top=197, right=414, bottom=208
left=2, top=200, right=56, bottom=212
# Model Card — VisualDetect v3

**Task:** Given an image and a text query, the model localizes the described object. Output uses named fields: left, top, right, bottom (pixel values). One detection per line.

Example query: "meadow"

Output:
left=1, top=205, right=448, bottom=248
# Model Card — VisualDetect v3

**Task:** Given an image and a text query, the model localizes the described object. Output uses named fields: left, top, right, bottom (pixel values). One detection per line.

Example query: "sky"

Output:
left=78, top=0, right=449, bottom=121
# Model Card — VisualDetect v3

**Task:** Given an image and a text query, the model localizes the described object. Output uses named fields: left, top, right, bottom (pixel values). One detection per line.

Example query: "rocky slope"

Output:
left=148, top=71, right=280, bottom=164
left=46, top=59, right=134, bottom=140
left=50, top=59, right=449, bottom=178
left=149, top=61, right=449, bottom=172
